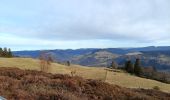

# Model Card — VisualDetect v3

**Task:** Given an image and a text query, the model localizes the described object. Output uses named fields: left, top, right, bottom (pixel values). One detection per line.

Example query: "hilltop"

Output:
left=0, top=58, right=170, bottom=93
left=71, top=50, right=119, bottom=67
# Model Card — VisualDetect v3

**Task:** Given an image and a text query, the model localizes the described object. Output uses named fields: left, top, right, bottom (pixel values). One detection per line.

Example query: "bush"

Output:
left=153, top=86, right=160, bottom=91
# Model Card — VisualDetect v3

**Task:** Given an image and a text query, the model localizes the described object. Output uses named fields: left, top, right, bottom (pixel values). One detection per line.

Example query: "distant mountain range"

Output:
left=13, top=46, right=170, bottom=72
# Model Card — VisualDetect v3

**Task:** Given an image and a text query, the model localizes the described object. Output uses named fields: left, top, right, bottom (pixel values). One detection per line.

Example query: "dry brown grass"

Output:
left=0, top=67, right=170, bottom=100
left=0, top=57, right=170, bottom=93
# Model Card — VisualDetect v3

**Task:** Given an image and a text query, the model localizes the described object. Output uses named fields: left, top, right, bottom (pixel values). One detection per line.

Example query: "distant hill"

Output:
left=128, top=46, right=170, bottom=52
left=13, top=49, right=98, bottom=61
left=13, top=46, right=170, bottom=59
left=13, top=46, right=170, bottom=71
left=71, top=50, right=120, bottom=67
left=115, top=51, right=170, bottom=72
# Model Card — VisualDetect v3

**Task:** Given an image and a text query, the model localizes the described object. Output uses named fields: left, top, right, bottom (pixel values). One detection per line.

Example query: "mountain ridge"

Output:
left=13, top=46, right=170, bottom=71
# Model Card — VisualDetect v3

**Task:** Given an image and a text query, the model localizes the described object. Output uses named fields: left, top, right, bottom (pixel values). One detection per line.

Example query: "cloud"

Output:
left=1, top=33, right=166, bottom=51
left=0, top=0, right=170, bottom=50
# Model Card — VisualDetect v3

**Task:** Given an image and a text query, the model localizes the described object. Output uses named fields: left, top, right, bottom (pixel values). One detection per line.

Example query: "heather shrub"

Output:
left=153, top=86, right=160, bottom=91
left=0, top=68, right=169, bottom=100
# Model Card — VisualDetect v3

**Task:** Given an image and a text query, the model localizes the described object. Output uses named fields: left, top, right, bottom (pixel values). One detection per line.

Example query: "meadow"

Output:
left=0, top=57, right=170, bottom=92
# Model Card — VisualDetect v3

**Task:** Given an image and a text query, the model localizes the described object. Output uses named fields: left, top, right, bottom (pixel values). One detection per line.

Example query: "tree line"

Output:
left=110, top=58, right=142, bottom=76
left=0, top=47, right=13, bottom=58
left=124, top=58, right=142, bottom=76
left=110, top=59, right=170, bottom=84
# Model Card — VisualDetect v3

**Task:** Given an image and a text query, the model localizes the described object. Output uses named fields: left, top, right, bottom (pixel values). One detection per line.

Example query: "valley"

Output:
left=13, top=46, right=170, bottom=72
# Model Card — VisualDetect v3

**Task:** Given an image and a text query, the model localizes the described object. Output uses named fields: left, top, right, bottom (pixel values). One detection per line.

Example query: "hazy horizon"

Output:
left=9, top=46, right=169, bottom=51
left=1, top=0, right=170, bottom=50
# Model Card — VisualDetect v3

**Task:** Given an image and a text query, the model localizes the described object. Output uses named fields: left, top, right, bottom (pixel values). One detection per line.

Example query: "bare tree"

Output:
left=111, top=61, right=118, bottom=69
left=39, top=51, right=53, bottom=72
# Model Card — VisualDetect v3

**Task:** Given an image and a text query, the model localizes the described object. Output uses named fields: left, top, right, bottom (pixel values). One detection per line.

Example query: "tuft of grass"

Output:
left=153, top=86, right=160, bottom=91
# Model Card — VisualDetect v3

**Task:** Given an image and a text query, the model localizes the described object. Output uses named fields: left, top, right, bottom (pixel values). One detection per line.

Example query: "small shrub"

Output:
left=153, top=86, right=160, bottom=90
left=71, top=70, right=76, bottom=77
left=66, top=61, right=71, bottom=66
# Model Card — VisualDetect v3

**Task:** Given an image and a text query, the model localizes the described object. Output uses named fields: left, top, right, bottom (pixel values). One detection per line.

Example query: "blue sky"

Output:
left=0, top=0, right=170, bottom=51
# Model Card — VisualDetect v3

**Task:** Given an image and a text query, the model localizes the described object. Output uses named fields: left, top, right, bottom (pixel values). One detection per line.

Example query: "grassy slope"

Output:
left=0, top=57, right=170, bottom=92
left=1, top=67, right=170, bottom=100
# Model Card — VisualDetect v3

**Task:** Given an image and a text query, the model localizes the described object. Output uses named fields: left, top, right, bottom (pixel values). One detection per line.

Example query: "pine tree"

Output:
left=8, top=48, right=12, bottom=57
left=0, top=48, right=3, bottom=57
left=125, top=60, right=134, bottom=74
left=3, top=47, right=8, bottom=57
left=67, top=61, right=71, bottom=66
left=0, top=47, right=13, bottom=57
left=134, top=59, right=142, bottom=76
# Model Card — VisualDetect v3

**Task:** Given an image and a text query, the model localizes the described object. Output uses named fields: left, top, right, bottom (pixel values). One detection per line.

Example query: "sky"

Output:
left=0, top=0, right=170, bottom=51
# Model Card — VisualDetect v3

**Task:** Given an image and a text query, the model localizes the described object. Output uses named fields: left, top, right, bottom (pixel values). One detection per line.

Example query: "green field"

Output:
left=0, top=57, right=170, bottom=92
